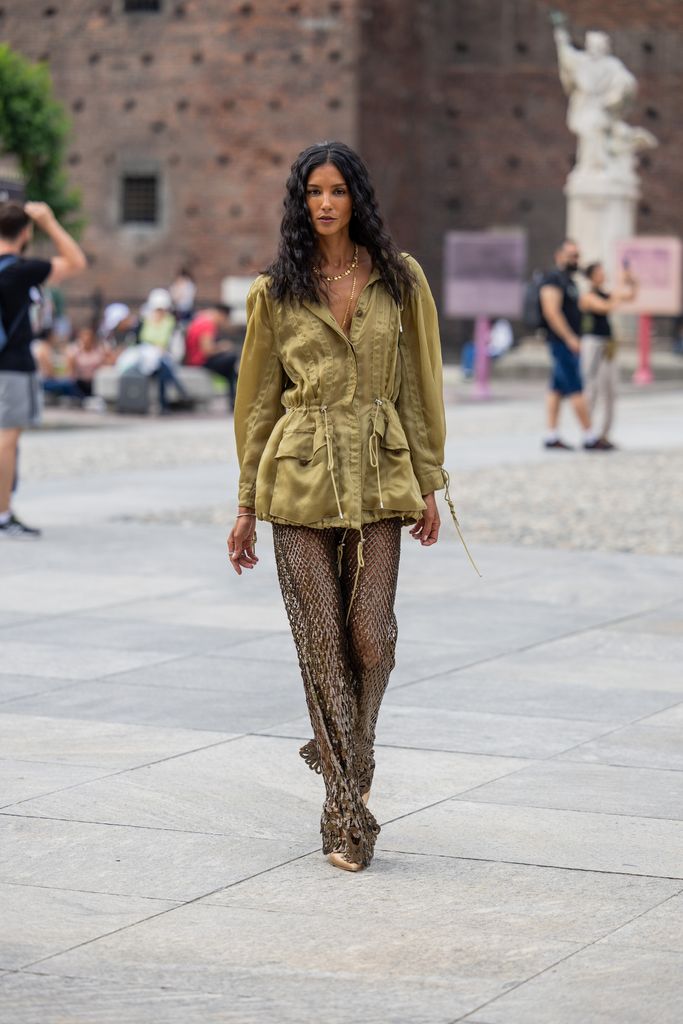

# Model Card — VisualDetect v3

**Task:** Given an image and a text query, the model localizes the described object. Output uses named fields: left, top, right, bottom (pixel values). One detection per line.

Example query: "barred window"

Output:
left=121, top=175, right=159, bottom=224
left=124, top=1, right=161, bottom=12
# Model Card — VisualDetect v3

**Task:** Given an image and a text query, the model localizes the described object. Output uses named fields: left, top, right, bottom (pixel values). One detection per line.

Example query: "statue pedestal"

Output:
left=565, top=170, right=638, bottom=269
left=566, top=170, right=639, bottom=341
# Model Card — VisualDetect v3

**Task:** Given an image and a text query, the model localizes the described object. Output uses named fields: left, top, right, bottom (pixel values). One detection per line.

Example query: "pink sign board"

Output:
left=443, top=230, right=527, bottom=318
left=612, top=236, right=682, bottom=315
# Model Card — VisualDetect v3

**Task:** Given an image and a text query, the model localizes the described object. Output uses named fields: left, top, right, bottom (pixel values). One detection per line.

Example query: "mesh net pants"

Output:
left=272, top=517, right=402, bottom=867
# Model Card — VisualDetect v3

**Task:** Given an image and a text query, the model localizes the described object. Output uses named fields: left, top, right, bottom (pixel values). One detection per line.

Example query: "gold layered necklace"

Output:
left=313, top=244, right=359, bottom=282
left=339, top=259, right=358, bottom=335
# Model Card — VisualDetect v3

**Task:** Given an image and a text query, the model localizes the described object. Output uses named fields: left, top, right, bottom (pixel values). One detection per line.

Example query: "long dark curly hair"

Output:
left=266, top=141, right=416, bottom=307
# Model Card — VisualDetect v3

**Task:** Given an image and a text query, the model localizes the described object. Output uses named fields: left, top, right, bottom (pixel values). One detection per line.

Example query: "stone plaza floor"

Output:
left=1, top=381, right=682, bottom=1023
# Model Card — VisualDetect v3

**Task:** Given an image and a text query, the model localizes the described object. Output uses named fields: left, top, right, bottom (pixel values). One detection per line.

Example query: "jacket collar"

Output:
left=302, top=266, right=383, bottom=337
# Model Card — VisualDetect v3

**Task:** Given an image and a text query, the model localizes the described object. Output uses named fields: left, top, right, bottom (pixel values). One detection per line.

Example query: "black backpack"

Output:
left=522, top=270, right=545, bottom=332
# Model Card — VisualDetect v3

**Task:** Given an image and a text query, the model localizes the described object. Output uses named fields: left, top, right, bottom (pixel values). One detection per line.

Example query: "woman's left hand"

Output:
left=409, top=492, right=440, bottom=546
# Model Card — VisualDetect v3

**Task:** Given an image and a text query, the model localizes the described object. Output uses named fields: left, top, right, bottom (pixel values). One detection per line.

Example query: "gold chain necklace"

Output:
left=340, top=259, right=358, bottom=335
left=313, top=244, right=359, bottom=282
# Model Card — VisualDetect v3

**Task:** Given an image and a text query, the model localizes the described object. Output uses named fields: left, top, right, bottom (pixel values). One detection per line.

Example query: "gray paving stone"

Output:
left=0, top=674, right=80, bottom=705
left=10, top=735, right=531, bottom=837
left=95, top=587, right=288, bottom=632
left=33, top=887, right=581, bottom=1017
left=452, top=760, right=683, bottom=820
left=604, top=893, right=683, bottom=953
left=0, top=713, right=235, bottom=769
left=378, top=800, right=683, bottom=878
left=641, top=702, right=683, bottom=727
left=392, top=596, right=602, bottom=652
left=0, top=571, right=202, bottom=617
left=200, top=850, right=677, bottom=944
left=559, top=721, right=683, bottom=771
left=528, top=625, right=683, bottom=664
left=0, top=675, right=306, bottom=733
left=0, top=882, right=178, bottom=969
left=375, top=704, right=615, bottom=757
left=3, top=615, right=265, bottom=656
left=387, top=662, right=681, bottom=723
left=0, top=760, right=111, bottom=809
left=507, top=643, right=683, bottom=693
left=0, top=641, right=180, bottom=682
left=463, top=943, right=683, bottom=1024
left=0, top=815, right=310, bottom=901
left=0, top=968, right=474, bottom=1024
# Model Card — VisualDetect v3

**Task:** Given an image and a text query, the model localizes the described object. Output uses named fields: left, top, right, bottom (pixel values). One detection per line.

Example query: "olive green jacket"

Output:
left=234, top=255, right=448, bottom=531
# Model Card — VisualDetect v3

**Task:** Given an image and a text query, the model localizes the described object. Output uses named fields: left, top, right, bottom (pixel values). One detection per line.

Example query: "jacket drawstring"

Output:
left=368, top=398, right=384, bottom=509
left=320, top=405, right=344, bottom=520
left=336, top=528, right=348, bottom=577
left=345, top=528, right=365, bottom=624
left=442, top=468, right=482, bottom=577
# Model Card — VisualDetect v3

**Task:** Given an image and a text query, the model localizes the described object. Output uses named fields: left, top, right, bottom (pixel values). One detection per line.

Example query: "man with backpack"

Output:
left=0, top=201, right=86, bottom=537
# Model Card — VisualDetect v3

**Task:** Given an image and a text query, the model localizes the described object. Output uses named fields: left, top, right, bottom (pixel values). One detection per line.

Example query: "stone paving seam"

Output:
left=559, top=756, right=683, bottom=774
left=0, top=581, right=215, bottom=627
left=0, top=879, right=182, bottom=904
left=0, top=733, right=249, bottom=815
left=387, top=591, right=683, bottom=697
left=15, top=848, right=321, bottom=974
left=446, top=796, right=683, bottom=825
left=450, top=883, right=683, bottom=1024
left=545, top=713, right=683, bottom=764
left=0, top=678, right=86, bottom=708
left=254, top=732, right=551, bottom=762
left=378, top=846, right=683, bottom=882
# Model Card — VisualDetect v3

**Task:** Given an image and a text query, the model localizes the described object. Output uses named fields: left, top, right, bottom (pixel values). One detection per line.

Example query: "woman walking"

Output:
left=228, top=142, right=475, bottom=873
left=579, top=261, right=637, bottom=449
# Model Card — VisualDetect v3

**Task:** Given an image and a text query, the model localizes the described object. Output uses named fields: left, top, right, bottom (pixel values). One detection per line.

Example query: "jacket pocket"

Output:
left=270, top=422, right=342, bottom=522
left=275, top=426, right=317, bottom=463
left=380, top=413, right=410, bottom=452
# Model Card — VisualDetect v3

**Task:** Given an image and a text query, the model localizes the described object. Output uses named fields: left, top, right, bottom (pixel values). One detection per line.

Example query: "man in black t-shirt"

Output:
left=539, top=238, right=606, bottom=451
left=0, top=201, right=86, bottom=537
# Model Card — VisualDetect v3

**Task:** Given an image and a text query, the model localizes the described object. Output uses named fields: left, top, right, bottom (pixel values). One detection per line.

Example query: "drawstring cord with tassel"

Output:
left=345, top=528, right=365, bottom=624
left=320, top=405, right=344, bottom=521
left=368, top=398, right=384, bottom=510
left=442, top=468, right=481, bottom=577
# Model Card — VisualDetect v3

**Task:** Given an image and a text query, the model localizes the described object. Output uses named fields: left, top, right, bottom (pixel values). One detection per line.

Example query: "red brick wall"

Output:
left=1, top=0, right=360, bottom=309
left=3, top=0, right=681, bottom=333
left=359, top=0, right=683, bottom=341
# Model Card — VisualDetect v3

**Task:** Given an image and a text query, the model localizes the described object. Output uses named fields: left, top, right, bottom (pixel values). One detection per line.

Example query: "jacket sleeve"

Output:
left=396, top=257, right=447, bottom=495
left=234, top=277, right=284, bottom=507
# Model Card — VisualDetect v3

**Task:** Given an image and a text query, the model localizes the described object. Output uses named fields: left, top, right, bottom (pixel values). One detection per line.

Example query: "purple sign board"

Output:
left=443, top=230, right=527, bottom=318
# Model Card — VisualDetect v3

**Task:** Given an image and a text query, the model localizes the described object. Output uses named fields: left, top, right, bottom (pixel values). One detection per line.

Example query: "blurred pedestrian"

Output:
left=99, top=303, right=138, bottom=348
left=139, top=289, right=176, bottom=350
left=169, top=266, right=196, bottom=325
left=33, top=327, right=83, bottom=401
left=540, top=239, right=607, bottom=451
left=184, top=303, right=238, bottom=409
left=579, top=261, right=637, bottom=450
left=0, top=201, right=86, bottom=538
left=66, top=326, right=111, bottom=400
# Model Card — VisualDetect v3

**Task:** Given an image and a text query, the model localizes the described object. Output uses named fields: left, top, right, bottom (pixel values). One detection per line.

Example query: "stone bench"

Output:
left=93, top=365, right=225, bottom=410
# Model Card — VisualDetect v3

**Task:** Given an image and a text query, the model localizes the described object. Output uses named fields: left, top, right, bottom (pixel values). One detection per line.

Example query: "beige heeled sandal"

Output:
left=327, top=789, right=372, bottom=872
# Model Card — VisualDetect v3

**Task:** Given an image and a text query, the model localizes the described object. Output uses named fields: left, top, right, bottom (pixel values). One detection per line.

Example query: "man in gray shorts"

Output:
left=0, top=201, right=86, bottom=537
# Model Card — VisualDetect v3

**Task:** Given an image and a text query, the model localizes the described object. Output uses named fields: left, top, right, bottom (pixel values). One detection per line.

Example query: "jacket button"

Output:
left=355, top=309, right=363, bottom=317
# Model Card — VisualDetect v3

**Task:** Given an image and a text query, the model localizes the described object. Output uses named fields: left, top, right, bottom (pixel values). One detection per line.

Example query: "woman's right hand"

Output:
left=227, top=509, right=259, bottom=575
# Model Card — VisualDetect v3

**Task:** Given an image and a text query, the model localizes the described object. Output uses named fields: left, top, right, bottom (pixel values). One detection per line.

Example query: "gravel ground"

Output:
left=117, top=448, right=683, bottom=557
left=20, top=388, right=683, bottom=556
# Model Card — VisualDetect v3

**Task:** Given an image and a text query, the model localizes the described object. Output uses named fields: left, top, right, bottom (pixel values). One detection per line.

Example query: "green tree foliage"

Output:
left=0, top=44, right=82, bottom=231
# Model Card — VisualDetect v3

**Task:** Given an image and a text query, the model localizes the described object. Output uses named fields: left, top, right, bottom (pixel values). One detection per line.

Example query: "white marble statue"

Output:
left=551, top=11, right=656, bottom=180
